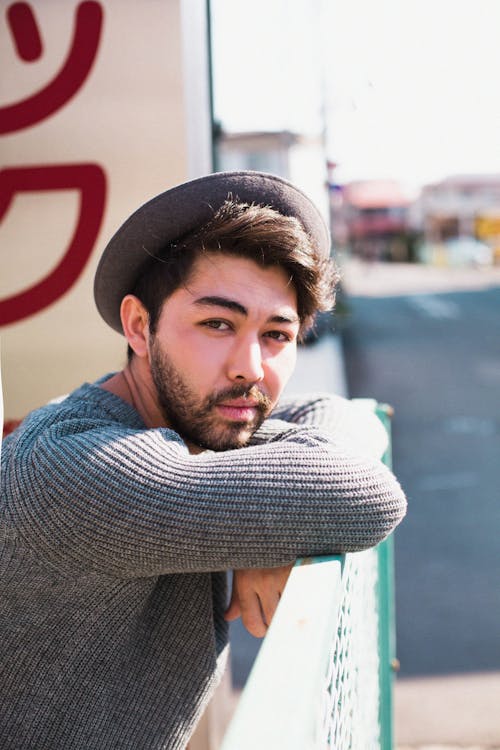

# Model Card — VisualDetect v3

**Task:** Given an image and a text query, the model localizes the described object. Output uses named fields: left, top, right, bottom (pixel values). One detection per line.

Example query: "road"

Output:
left=341, top=261, right=500, bottom=678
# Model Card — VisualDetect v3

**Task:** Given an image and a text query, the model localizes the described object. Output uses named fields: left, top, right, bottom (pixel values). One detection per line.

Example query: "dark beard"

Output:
left=150, top=340, right=272, bottom=451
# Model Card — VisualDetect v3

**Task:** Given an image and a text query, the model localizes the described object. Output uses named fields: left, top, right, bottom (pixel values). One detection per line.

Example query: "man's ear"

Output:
left=120, top=295, right=150, bottom=359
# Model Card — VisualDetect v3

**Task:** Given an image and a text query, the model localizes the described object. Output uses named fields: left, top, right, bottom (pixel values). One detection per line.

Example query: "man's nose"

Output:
left=226, top=338, right=264, bottom=382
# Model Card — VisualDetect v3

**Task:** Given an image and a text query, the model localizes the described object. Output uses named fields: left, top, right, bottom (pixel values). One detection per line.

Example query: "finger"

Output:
left=224, top=582, right=241, bottom=621
left=258, top=589, right=281, bottom=630
left=224, top=598, right=241, bottom=621
left=256, top=564, right=292, bottom=626
left=239, top=590, right=267, bottom=638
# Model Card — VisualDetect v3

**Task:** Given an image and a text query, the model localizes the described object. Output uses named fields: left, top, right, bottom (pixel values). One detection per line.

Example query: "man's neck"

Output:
left=100, top=362, right=165, bottom=430
left=100, top=361, right=206, bottom=453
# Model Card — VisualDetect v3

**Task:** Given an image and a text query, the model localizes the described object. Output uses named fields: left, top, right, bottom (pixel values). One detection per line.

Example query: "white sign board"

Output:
left=1, top=0, right=211, bottom=428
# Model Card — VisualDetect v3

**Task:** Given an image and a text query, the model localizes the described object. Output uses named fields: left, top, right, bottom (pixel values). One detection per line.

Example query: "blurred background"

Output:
left=2, top=0, right=499, bottom=746
left=210, top=2, right=500, bottom=746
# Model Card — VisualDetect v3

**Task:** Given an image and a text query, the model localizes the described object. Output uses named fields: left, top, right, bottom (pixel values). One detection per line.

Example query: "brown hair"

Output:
left=129, top=199, right=339, bottom=358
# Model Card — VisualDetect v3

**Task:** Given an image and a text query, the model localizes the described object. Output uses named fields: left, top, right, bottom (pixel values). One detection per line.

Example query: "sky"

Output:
left=211, top=0, right=500, bottom=189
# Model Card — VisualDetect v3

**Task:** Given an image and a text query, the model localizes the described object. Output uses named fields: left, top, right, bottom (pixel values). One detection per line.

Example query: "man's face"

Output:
left=148, top=252, right=300, bottom=451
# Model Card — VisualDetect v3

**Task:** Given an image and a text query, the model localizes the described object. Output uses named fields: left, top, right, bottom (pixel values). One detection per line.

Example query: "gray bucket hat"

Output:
left=94, top=170, right=330, bottom=333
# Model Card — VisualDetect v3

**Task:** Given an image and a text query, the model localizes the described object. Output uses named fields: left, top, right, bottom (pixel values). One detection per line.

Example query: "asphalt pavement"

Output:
left=341, top=259, right=500, bottom=747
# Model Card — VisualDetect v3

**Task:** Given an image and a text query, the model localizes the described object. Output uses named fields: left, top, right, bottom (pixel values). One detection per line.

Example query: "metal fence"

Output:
left=220, top=403, right=396, bottom=750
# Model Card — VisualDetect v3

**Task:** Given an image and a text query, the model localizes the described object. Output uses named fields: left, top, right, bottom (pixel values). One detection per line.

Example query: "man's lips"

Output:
left=219, top=399, right=259, bottom=408
left=216, top=400, right=259, bottom=421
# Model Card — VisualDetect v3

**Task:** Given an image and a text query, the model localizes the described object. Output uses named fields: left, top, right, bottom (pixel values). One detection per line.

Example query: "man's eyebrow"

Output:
left=269, top=312, right=300, bottom=325
left=194, top=296, right=248, bottom=316
left=193, top=296, right=299, bottom=324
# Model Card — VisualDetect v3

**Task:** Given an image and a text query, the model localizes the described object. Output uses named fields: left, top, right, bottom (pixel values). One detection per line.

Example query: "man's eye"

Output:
left=202, top=320, right=231, bottom=331
left=264, top=330, right=292, bottom=342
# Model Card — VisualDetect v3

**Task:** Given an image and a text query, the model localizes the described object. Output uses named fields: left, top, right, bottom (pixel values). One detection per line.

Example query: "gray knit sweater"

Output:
left=0, top=378, right=406, bottom=749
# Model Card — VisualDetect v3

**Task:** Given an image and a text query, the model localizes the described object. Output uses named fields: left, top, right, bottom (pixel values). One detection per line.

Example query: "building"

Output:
left=216, top=129, right=330, bottom=225
left=415, top=174, right=500, bottom=242
left=332, top=179, right=413, bottom=261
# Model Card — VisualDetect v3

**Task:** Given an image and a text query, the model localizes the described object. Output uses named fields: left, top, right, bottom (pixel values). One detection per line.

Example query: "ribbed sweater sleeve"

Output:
left=257, top=392, right=390, bottom=458
left=2, top=385, right=406, bottom=579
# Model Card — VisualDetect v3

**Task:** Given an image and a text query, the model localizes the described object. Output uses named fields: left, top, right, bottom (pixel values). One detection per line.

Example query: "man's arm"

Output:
left=2, top=396, right=406, bottom=579
left=255, top=392, right=389, bottom=459
left=231, top=393, right=396, bottom=636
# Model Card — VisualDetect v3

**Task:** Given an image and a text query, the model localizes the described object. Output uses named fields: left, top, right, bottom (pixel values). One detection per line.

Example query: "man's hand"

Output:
left=224, top=564, right=294, bottom=638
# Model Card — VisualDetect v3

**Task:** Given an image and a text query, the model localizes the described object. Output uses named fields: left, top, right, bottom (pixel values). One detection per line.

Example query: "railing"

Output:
left=219, top=402, right=397, bottom=750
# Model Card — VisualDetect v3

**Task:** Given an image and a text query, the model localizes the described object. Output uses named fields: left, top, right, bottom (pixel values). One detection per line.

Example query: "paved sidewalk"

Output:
left=284, top=333, right=348, bottom=398
left=395, top=671, right=500, bottom=748
left=340, top=257, right=500, bottom=298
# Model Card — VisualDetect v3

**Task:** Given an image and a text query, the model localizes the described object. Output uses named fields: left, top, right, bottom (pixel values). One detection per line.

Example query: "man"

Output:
left=1, top=171, right=406, bottom=749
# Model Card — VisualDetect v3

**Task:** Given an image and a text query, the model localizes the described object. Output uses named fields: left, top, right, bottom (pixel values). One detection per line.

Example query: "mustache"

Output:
left=206, top=384, right=272, bottom=414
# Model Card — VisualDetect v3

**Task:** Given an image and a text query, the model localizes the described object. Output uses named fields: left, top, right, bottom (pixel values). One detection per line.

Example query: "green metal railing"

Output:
left=221, top=401, right=397, bottom=750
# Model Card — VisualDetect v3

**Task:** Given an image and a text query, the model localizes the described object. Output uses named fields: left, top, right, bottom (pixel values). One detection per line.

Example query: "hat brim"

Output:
left=94, top=171, right=330, bottom=333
